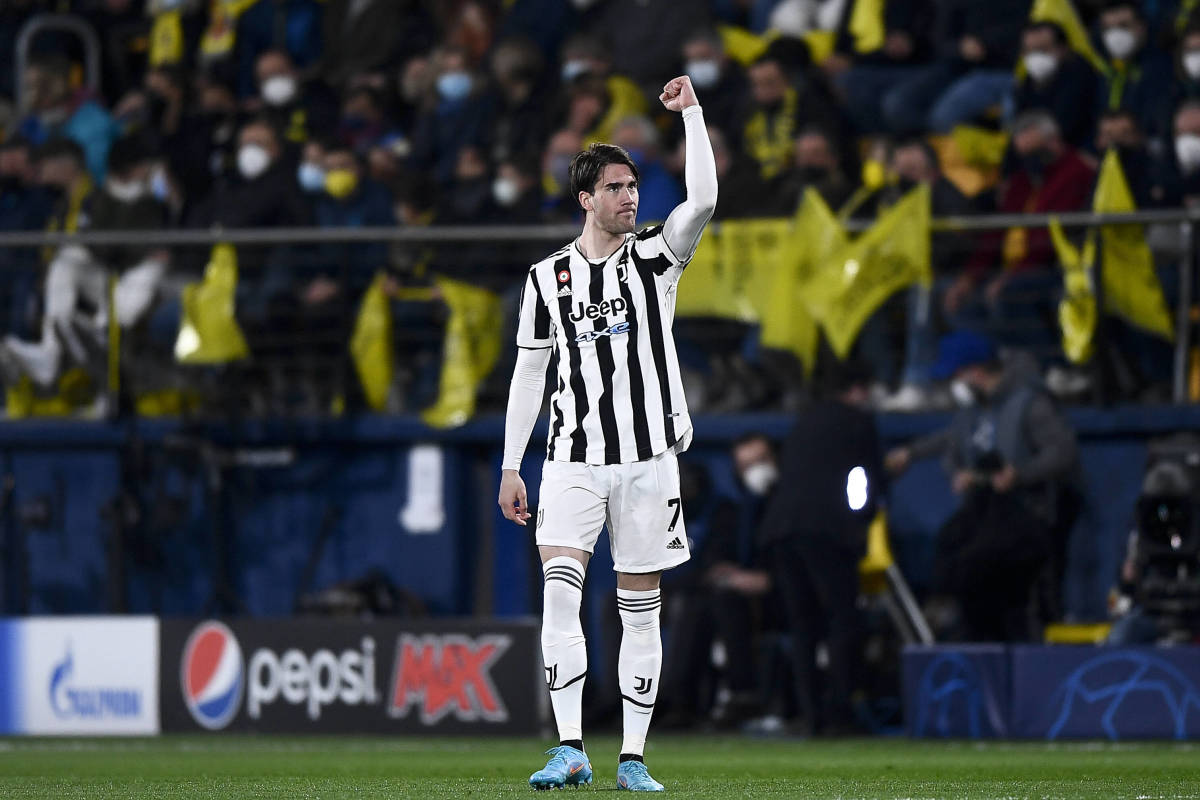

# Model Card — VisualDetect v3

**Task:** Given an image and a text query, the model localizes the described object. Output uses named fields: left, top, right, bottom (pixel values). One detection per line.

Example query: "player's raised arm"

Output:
left=659, top=75, right=718, bottom=262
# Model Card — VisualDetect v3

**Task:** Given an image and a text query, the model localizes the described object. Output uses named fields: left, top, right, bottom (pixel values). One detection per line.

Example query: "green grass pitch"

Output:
left=1, top=735, right=1198, bottom=798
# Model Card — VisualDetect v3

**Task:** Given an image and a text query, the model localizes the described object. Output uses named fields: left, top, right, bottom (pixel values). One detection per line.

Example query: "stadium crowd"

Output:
left=0, top=0, right=1196, bottom=414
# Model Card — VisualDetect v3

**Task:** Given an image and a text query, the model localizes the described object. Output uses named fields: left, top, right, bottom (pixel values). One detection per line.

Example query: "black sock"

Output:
left=560, top=739, right=584, bottom=752
left=619, top=753, right=644, bottom=764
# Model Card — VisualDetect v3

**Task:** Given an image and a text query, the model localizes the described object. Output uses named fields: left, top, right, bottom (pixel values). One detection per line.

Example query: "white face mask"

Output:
left=685, top=59, right=721, bottom=89
left=261, top=74, right=297, bottom=107
left=561, top=59, right=590, bottom=83
left=106, top=177, right=146, bottom=203
left=149, top=165, right=170, bottom=202
left=1185, top=51, right=1200, bottom=80
left=1023, top=51, right=1059, bottom=82
left=492, top=176, right=520, bottom=207
left=1103, top=27, right=1137, bottom=60
left=237, top=144, right=271, bottom=180
left=742, top=462, right=779, bottom=497
left=1176, top=133, right=1200, bottom=173
left=950, top=379, right=976, bottom=408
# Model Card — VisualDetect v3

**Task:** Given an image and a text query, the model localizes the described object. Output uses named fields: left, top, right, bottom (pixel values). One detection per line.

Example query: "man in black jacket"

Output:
left=1012, top=21, right=1098, bottom=149
left=759, top=362, right=885, bottom=734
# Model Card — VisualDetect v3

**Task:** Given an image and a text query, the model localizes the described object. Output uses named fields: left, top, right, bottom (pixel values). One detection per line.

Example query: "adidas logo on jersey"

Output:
left=666, top=537, right=685, bottom=550
left=557, top=285, right=572, bottom=298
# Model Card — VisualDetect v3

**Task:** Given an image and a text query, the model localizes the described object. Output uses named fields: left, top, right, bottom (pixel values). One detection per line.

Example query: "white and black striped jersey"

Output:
left=517, top=223, right=693, bottom=465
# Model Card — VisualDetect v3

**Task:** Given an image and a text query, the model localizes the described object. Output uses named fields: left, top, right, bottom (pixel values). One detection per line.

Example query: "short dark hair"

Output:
left=894, top=137, right=940, bottom=171
left=568, top=143, right=639, bottom=202
left=106, top=134, right=152, bottom=176
left=36, top=137, right=86, bottom=168
left=1100, top=108, right=1140, bottom=128
left=733, top=431, right=774, bottom=454
left=1100, top=0, right=1142, bottom=20
left=1025, top=20, right=1068, bottom=45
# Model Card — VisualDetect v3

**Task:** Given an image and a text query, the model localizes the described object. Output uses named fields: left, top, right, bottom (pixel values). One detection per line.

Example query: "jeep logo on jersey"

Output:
left=569, top=297, right=627, bottom=322
left=388, top=634, right=511, bottom=725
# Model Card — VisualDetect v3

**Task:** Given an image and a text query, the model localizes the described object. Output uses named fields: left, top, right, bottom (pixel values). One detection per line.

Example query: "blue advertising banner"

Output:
left=903, top=645, right=1010, bottom=738
left=1010, top=646, right=1200, bottom=740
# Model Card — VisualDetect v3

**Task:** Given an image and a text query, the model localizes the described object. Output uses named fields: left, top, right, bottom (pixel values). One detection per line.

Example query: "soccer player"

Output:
left=498, top=75, right=717, bottom=792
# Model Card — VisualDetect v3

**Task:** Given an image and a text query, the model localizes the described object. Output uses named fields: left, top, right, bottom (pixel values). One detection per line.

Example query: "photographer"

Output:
left=1108, top=457, right=1200, bottom=645
left=887, top=332, right=1081, bottom=641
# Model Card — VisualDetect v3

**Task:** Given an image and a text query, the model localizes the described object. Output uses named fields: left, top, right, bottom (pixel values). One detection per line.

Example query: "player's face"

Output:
left=583, top=163, right=639, bottom=235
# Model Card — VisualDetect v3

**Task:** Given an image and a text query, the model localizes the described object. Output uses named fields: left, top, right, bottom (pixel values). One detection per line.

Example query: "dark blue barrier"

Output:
left=903, top=645, right=1010, bottom=738
left=1, top=405, right=1198, bottom=619
left=905, top=644, right=1200, bottom=740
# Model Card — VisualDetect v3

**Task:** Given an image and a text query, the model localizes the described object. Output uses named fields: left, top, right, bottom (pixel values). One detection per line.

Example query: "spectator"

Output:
left=770, top=126, right=856, bottom=214
left=1172, top=25, right=1200, bottom=106
left=946, top=112, right=1095, bottom=355
left=883, top=0, right=1030, bottom=135
left=701, top=126, right=770, bottom=220
left=558, top=34, right=649, bottom=146
left=760, top=362, right=884, bottom=734
left=1094, top=1, right=1174, bottom=143
left=659, top=435, right=776, bottom=729
left=486, top=36, right=551, bottom=167
left=488, top=153, right=544, bottom=224
left=501, top=0, right=581, bottom=57
left=252, top=49, right=338, bottom=147
left=541, top=128, right=584, bottom=220
left=296, top=139, right=328, bottom=196
left=609, top=115, right=681, bottom=223
left=319, top=0, right=432, bottom=88
left=17, top=53, right=120, bottom=181
left=1012, top=21, right=1098, bottom=149
left=1169, top=99, right=1200, bottom=206
left=1096, top=109, right=1166, bottom=207
left=337, top=86, right=400, bottom=155
left=3, top=135, right=168, bottom=388
left=437, top=146, right=492, bottom=225
left=590, top=0, right=712, bottom=89
left=409, top=46, right=494, bottom=186
left=886, top=332, right=1081, bottom=641
left=234, top=0, right=324, bottom=99
left=164, top=72, right=240, bottom=213
left=680, top=27, right=748, bottom=135
left=0, top=137, right=55, bottom=339
left=829, top=0, right=935, bottom=135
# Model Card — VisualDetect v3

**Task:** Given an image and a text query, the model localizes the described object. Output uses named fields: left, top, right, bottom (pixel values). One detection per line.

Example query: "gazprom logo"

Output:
left=48, top=645, right=142, bottom=720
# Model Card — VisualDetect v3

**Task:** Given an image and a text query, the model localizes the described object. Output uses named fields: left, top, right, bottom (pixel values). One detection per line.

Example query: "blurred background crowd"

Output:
left=0, top=0, right=1197, bottom=418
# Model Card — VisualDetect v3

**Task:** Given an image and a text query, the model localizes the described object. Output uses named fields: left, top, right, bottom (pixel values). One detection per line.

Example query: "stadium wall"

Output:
left=1, top=407, right=1198, bottom=621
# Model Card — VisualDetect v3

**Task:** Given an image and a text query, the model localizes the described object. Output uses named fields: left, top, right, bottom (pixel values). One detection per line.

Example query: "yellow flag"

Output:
left=801, top=30, right=837, bottom=63
left=804, top=185, right=932, bottom=359
left=952, top=125, right=1010, bottom=170
left=718, top=24, right=776, bottom=66
left=583, top=75, right=650, bottom=149
left=719, top=218, right=794, bottom=320
left=421, top=276, right=503, bottom=429
left=149, top=11, right=184, bottom=66
left=674, top=232, right=755, bottom=321
left=1048, top=217, right=1098, bottom=363
left=1029, top=0, right=1109, bottom=74
left=760, top=191, right=844, bottom=373
left=1093, top=150, right=1174, bottom=341
left=349, top=272, right=394, bottom=412
left=174, top=243, right=249, bottom=364
left=848, top=0, right=885, bottom=54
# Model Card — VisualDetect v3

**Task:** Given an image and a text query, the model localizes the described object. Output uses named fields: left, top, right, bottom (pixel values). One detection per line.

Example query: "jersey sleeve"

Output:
left=632, top=223, right=688, bottom=287
left=515, top=269, right=554, bottom=349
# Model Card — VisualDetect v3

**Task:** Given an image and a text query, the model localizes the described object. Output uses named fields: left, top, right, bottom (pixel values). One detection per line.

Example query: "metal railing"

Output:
left=0, top=207, right=1193, bottom=416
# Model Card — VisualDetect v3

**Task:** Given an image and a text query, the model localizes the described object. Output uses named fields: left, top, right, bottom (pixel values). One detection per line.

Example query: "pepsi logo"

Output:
left=181, top=621, right=244, bottom=730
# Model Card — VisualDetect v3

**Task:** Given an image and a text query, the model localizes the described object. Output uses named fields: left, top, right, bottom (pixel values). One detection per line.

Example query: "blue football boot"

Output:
left=616, top=760, right=664, bottom=792
left=529, top=745, right=592, bottom=790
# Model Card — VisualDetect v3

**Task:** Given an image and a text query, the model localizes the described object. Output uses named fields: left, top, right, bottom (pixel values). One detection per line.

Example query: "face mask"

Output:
left=797, top=165, right=829, bottom=183
left=261, top=75, right=297, bottom=107
left=237, top=143, right=271, bottom=180
left=149, top=166, right=170, bottom=202
left=436, top=71, right=472, bottom=102
left=106, top=177, right=146, bottom=203
left=1185, top=51, right=1200, bottom=80
left=341, top=114, right=371, bottom=132
left=1103, top=27, right=1137, bottom=60
left=325, top=168, right=358, bottom=199
left=685, top=59, right=720, bottom=89
left=561, top=59, right=590, bottom=83
left=896, top=176, right=919, bottom=194
left=950, top=379, right=976, bottom=408
left=297, top=162, right=326, bottom=192
left=1176, top=133, right=1200, bottom=173
left=1020, top=147, right=1054, bottom=178
left=492, top=176, right=520, bottom=207
left=742, top=462, right=779, bottom=497
left=1023, top=51, right=1059, bottom=82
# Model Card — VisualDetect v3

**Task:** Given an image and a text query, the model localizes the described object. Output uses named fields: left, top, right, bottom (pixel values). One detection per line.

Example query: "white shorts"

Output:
left=535, top=450, right=691, bottom=573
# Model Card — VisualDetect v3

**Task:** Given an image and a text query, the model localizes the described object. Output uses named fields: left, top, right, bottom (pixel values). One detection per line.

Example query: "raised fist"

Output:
left=659, top=75, right=699, bottom=113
